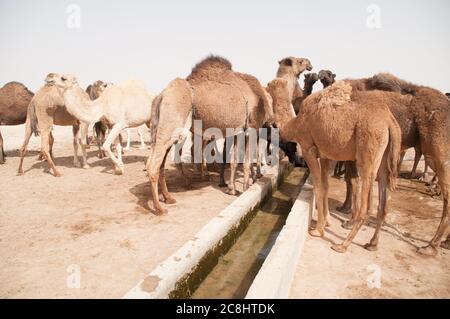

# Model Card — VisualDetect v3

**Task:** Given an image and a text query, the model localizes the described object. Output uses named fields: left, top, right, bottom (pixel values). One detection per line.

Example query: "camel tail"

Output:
left=386, top=116, right=402, bottom=191
left=149, top=94, right=163, bottom=145
left=28, top=100, right=39, bottom=137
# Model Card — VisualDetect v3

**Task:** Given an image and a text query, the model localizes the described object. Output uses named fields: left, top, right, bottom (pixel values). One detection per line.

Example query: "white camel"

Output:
left=53, top=74, right=154, bottom=174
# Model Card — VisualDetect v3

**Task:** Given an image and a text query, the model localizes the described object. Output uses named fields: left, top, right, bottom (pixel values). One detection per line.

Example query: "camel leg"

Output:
left=159, top=149, right=176, bottom=204
left=410, top=145, right=422, bottom=179
left=124, top=128, right=131, bottom=151
left=94, top=122, right=106, bottom=158
left=79, top=123, right=90, bottom=168
left=200, top=139, right=209, bottom=179
left=176, top=163, right=192, bottom=189
left=441, top=234, right=450, bottom=250
left=364, top=157, right=390, bottom=251
left=418, top=163, right=449, bottom=256
left=226, top=136, right=238, bottom=196
left=0, top=129, right=5, bottom=164
left=243, top=135, right=251, bottom=191
left=331, top=173, right=372, bottom=253
left=146, top=141, right=175, bottom=215
left=18, top=118, right=33, bottom=175
left=72, top=124, right=81, bottom=168
left=320, top=159, right=331, bottom=227
left=219, top=140, right=227, bottom=187
left=337, top=161, right=356, bottom=214
left=41, top=128, right=61, bottom=177
left=301, top=146, right=325, bottom=237
left=102, top=123, right=126, bottom=175
left=398, top=150, right=406, bottom=173
left=48, top=131, right=55, bottom=160
left=332, top=139, right=386, bottom=253
left=138, top=126, right=146, bottom=149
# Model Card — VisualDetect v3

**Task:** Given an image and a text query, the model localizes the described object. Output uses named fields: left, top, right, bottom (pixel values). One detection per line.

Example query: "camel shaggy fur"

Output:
left=269, top=78, right=401, bottom=253
left=53, top=74, right=155, bottom=175
left=0, top=82, right=34, bottom=164
left=17, top=73, right=89, bottom=176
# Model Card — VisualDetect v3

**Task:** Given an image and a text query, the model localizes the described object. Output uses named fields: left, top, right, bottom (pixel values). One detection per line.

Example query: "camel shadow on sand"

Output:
left=322, top=197, right=432, bottom=251
left=20, top=150, right=147, bottom=175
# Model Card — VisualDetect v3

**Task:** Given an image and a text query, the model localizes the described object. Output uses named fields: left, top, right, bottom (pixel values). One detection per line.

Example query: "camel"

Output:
left=53, top=74, right=155, bottom=175
left=146, top=55, right=281, bottom=215
left=292, top=73, right=319, bottom=114
left=268, top=78, right=401, bottom=253
left=318, top=70, right=336, bottom=88
left=17, top=73, right=89, bottom=176
left=340, top=74, right=450, bottom=255
left=0, top=82, right=34, bottom=164
left=86, top=81, right=110, bottom=158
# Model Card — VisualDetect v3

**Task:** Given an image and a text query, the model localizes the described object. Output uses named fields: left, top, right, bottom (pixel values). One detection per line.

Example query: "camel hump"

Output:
left=367, top=73, right=419, bottom=95
left=120, top=79, right=147, bottom=89
left=267, top=78, right=289, bottom=100
left=187, top=55, right=232, bottom=79
left=317, top=81, right=352, bottom=108
left=2, top=81, right=27, bottom=90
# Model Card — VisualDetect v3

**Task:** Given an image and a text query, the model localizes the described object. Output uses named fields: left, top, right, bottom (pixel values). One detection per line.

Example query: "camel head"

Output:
left=318, top=70, right=336, bottom=88
left=44, top=73, right=61, bottom=85
left=52, top=74, right=79, bottom=92
left=304, top=73, right=319, bottom=86
left=278, top=57, right=313, bottom=78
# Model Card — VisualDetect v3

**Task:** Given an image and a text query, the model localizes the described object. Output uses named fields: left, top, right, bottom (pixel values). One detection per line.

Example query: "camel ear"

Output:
left=332, top=73, right=336, bottom=78
left=279, top=58, right=293, bottom=67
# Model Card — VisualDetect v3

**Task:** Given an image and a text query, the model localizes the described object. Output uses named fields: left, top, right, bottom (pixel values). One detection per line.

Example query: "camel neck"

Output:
left=63, top=87, right=103, bottom=124
left=303, top=83, right=315, bottom=96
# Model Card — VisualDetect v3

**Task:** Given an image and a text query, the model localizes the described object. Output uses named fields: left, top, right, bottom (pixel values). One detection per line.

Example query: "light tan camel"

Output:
left=18, top=73, right=89, bottom=177
left=52, top=74, right=155, bottom=175
left=342, top=74, right=450, bottom=255
left=146, top=55, right=277, bottom=215
left=268, top=79, right=401, bottom=253
left=0, top=82, right=34, bottom=164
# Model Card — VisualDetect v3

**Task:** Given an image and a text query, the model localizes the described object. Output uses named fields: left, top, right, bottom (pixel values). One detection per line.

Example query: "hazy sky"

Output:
left=1, top=0, right=449, bottom=93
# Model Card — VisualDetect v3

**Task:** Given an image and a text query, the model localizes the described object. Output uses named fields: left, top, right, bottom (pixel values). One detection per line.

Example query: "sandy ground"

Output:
left=0, top=125, right=239, bottom=298
left=290, top=160, right=450, bottom=298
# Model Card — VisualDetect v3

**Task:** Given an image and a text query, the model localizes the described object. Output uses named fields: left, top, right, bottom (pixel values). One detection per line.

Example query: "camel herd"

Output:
left=0, top=55, right=449, bottom=256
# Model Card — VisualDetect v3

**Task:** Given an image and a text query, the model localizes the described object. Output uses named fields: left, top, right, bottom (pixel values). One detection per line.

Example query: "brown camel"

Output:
left=292, top=73, right=319, bottom=114
left=318, top=70, right=336, bottom=88
left=146, top=55, right=277, bottom=215
left=341, top=74, right=450, bottom=255
left=0, top=82, right=34, bottom=164
left=86, top=81, right=110, bottom=158
left=268, top=78, right=401, bottom=253
left=17, top=73, right=89, bottom=177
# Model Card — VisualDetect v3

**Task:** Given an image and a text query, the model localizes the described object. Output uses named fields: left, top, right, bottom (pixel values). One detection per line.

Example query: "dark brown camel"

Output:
left=0, top=82, right=34, bottom=164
